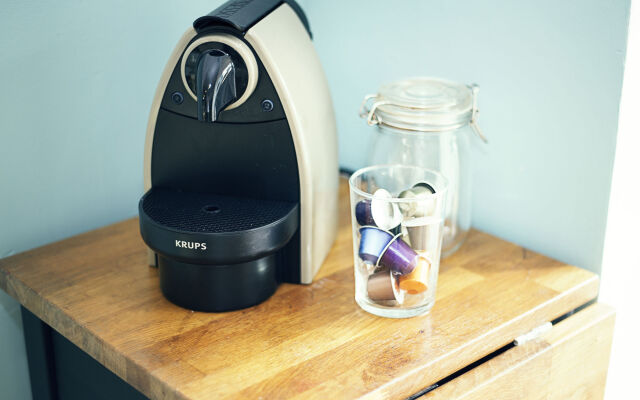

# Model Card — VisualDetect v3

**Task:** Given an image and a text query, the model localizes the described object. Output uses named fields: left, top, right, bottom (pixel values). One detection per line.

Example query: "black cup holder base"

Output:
left=138, top=187, right=299, bottom=311
left=157, top=254, right=279, bottom=312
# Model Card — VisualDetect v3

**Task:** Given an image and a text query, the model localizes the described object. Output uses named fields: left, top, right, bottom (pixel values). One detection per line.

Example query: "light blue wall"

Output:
left=304, top=0, right=629, bottom=273
left=0, top=1, right=225, bottom=398
left=0, top=1, right=629, bottom=398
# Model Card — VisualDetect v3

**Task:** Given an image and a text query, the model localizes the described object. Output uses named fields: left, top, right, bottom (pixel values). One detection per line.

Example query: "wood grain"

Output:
left=423, top=303, right=615, bottom=400
left=0, top=178, right=600, bottom=400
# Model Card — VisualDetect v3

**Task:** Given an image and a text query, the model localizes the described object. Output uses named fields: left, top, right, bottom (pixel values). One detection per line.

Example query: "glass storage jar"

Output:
left=360, top=77, right=486, bottom=257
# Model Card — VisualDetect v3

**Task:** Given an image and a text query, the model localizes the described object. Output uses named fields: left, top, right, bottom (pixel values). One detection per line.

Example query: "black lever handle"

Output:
left=196, top=49, right=237, bottom=122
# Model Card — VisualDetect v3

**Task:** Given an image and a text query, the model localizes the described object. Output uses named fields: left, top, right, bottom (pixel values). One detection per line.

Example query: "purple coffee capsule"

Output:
left=358, top=226, right=393, bottom=263
left=379, top=236, right=419, bottom=275
left=355, top=199, right=375, bottom=226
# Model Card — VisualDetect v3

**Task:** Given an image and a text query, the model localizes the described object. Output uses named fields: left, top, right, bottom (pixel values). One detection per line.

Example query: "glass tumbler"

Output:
left=349, top=165, right=448, bottom=318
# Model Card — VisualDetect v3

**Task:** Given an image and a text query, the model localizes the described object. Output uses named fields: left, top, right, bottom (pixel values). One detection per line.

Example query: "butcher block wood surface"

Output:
left=0, top=178, right=600, bottom=400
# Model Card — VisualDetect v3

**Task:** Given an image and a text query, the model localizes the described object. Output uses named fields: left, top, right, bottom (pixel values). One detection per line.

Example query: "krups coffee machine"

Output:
left=139, top=0, right=338, bottom=312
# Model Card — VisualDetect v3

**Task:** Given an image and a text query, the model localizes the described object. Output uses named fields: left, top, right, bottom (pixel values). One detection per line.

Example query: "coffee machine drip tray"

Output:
left=140, top=187, right=299, bottom=264
left=138, top=188, right=299, bottom=311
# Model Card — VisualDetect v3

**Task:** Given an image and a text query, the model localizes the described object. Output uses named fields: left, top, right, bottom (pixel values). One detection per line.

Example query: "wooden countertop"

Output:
left=0, top=179, right=599, bottom=400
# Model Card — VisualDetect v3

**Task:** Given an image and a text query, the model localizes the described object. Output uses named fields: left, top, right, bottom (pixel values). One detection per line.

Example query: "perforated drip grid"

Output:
left=142, top=188, right=297, bottom=233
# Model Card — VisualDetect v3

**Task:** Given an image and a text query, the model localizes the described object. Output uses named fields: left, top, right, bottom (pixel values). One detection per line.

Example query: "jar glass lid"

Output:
left=379, top=77, right=471, bottom=112
left=360, top=77, right=485, bottom=140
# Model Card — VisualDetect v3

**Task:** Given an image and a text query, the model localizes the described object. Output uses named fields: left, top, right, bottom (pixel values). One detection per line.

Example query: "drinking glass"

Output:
left=349, top=165, right=448, bottom=318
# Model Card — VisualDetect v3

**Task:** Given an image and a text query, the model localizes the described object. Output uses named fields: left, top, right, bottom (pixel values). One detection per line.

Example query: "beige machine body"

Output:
left=142, top=3, right=338, bottom=284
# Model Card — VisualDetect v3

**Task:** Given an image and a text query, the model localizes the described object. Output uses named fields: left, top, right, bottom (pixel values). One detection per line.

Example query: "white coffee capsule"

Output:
left=371, top=189, right=402, bottom=231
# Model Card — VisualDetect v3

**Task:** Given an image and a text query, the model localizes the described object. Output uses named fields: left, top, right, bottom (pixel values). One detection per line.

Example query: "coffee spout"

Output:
left=196, top=49, right=237, bottom=122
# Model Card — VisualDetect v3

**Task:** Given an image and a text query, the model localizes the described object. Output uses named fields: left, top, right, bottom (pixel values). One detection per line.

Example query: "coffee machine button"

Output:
left=261, top=99, right=274, bottom=112
left=171, top=91, right=184, bottom=104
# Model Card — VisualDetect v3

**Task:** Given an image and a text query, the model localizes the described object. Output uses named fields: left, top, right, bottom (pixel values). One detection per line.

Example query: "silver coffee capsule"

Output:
left=402, top=216, right=441, bottom=252
left=398, top=182, right=437, bottom=218
left=398, top=189, right=418, bottom=217
left=413, top=182, right=436, bottom=194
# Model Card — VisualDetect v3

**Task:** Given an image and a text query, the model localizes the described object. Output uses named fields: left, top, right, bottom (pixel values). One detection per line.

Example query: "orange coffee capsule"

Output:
left=398, top=256, right=430, bottom=294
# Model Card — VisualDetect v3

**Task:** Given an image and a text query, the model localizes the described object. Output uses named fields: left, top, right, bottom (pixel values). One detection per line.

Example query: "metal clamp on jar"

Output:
left=359, top=77, right=487, bottom=256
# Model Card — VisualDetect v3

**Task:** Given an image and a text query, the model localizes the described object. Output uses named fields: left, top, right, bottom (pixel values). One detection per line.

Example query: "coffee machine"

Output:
left=139, top=0, right=338, bottom=312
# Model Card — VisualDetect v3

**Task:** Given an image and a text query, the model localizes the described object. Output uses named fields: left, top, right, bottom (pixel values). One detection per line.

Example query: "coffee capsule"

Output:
left=402, top=216, right=441, bottom=252
left=371, top=189, right=403, bottom=231
left=358, top=226, right=393, bottom=263
left=412, top=182, right=436, bottom=217
left=397, top=189, right=418, bottom=217
left=355, top=199, right=375, bottom=226
left=399, top=256, right=430, bottom=294
left=389, top=224, right=402, bottom=236
left=378, top=235, right=418, bottom=275
left=413, top=182, right=436, bottom=194
left=367, top=268, right=405, bottom=304
left=398, top=182, right=437, bottom=218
